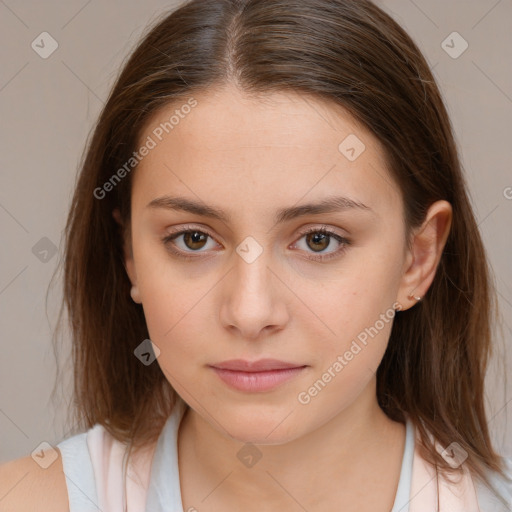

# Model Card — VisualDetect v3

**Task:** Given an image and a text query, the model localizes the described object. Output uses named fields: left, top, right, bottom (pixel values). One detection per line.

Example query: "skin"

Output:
left=114, top=82, right=452, bottom=511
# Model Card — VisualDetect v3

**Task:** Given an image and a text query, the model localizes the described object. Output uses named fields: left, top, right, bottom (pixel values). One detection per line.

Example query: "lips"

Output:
left=208, top=359, right=308, bottom=392
left=209, top=358, right=306, bottom=372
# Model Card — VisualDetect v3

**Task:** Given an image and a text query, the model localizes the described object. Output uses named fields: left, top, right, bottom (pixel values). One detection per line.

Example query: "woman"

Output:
left=1, top=0, right=510, bottom=510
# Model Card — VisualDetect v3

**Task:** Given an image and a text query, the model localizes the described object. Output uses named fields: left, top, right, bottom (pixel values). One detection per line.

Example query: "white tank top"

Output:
left=56, top=400, right=512, bottom=511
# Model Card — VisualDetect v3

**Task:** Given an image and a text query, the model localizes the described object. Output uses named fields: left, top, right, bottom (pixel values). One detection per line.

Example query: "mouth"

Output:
left=208, top=359, right=308, bottom=392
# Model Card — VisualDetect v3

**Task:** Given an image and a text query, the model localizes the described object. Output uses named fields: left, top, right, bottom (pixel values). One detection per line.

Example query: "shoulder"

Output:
left=474, top=455, right=512, bottom=511
left=0, top=448, right=69, bottom=512
left=0, top=425, right=103, bottom=512
left=57, top=423, right=156, bottom=511
left=409, top=423, right=512, bottom=511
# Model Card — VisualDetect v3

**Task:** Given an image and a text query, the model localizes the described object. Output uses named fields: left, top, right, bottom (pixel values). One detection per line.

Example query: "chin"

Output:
left=219, top=408, right=302, bottom=445
left=228, top=428, right=296, bottom=446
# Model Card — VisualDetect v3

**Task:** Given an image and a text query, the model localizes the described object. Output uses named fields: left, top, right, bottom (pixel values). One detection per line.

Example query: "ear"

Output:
left=396, top=200, right=452, bottom=310
left=112, top=208, right=141, bottom=303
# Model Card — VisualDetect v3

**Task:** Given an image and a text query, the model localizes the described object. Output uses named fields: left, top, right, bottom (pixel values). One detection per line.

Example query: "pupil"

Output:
left=308, top=232, right=328, bottom=252
left=185, top=231, right=206, bottom=249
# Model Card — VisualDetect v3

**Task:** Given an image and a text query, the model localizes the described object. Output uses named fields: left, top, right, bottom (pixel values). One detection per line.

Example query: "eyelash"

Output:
left=161, top=224, right=350, bottom=262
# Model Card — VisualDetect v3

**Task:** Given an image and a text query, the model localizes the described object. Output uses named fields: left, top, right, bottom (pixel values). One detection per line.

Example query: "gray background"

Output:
left=0, top=0, right=511, bottom=463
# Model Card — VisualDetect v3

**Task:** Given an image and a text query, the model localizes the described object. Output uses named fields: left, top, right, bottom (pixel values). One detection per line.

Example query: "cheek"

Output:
left=305, top=246, right=403, bottom=394
left=133, top=247, right=219, bottom=382
left=139, top=281, right=211, bottom=398
left=309, top=245, right=403, bottom=343
left=139, top=272, right=212, bottom=353
left=133, top=233, right=205, bottom=331
left=296, top=289, right=398, bottom=437
left=314, top=290, right=396, bottom=394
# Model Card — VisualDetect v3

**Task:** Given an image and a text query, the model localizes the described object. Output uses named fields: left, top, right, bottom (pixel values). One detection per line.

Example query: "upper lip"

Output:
left=210, top=359, right=307, bottom=372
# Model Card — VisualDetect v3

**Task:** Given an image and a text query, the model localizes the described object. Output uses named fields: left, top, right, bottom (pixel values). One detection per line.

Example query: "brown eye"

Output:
left=292, top=226, right=350, bottom=262
left=162, top=227, right=219, bottom=259
left=181, top=231, right=208, bottom=250
left=306, top=232, right=330, bottom=252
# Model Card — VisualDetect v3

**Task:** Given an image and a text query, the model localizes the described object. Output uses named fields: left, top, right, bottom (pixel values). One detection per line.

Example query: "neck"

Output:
left=177, top=378, right=406, bottom=511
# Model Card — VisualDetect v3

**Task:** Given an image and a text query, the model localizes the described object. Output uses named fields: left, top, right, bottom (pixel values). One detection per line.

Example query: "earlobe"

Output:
left=397, top=200, right=452, bottom=310
left=112, top=208, right=140, bottom=302
left=130, top=285, right=142, bottom=304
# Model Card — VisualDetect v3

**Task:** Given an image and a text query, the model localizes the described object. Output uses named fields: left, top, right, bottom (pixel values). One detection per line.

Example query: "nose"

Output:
left=219, top=247, right=289, bottom=340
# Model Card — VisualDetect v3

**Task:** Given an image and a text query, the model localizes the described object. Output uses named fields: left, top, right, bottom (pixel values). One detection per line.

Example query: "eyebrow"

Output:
left=146, top=194, right=374, bottom=224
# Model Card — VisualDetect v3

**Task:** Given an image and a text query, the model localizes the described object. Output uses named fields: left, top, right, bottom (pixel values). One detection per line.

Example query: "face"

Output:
left=123, top=83, right=412, bottom=444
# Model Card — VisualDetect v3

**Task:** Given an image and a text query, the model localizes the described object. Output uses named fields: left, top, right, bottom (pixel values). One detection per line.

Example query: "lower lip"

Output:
left=210, top=366, right=307, bottom=392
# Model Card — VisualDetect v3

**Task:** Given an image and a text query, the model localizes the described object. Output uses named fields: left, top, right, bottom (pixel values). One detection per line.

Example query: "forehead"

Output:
left=132, top=84, right=402, bottom=223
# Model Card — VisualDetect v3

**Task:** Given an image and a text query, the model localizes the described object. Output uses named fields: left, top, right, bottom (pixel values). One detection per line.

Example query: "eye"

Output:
left=162, top=225, right=219, bottom=260
left=291, top=226, right=350, bottom=262
left=161, top=224, right=350, bottom=262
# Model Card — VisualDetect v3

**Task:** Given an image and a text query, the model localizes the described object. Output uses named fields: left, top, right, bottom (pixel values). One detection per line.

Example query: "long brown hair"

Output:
left=52, top=0, right=509, bottom=497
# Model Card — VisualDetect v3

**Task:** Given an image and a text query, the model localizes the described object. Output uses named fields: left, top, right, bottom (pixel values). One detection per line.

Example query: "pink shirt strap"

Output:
left=409, top=430, right=480, bottom=511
